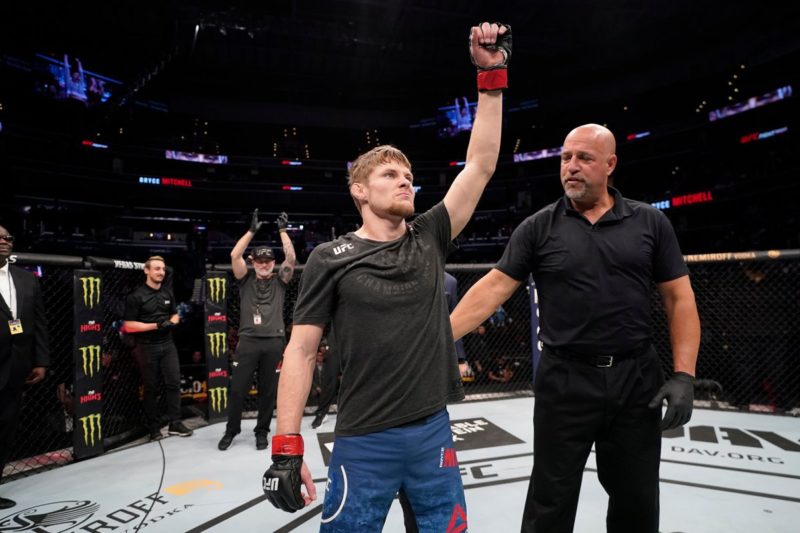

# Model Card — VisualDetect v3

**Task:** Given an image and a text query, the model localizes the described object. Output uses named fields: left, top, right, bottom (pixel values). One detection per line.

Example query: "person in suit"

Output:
left=0, top=225, right=49, bottom=509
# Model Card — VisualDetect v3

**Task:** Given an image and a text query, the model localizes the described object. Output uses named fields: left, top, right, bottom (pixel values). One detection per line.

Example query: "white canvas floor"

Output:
left=1, top=397, right=798, bottom=532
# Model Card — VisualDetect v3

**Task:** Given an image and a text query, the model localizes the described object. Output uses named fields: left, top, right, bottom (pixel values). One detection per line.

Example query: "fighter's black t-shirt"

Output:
left=124, top=284, right=178, bottom=344
left=293, top=202, right=464, bottom=436
left=236, top=270, right=287, bottom=338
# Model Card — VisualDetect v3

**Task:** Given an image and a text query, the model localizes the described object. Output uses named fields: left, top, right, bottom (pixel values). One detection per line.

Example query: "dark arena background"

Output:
left=1, top=2, right=799, bottom=532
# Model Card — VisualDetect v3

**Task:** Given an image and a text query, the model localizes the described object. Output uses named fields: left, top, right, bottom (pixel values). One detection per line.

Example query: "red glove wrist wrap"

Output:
left=272, top=434, right=304, bottom=455
left=477, top=69, right=508, bottom=92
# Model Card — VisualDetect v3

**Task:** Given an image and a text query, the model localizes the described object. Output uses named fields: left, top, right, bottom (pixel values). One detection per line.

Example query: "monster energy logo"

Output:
left=209, top=387, right=228, bottom=413
left=79, top=413, right=102, bottom=447
left=207, top=332, right=227, bottom=358
left=79, top=276, right=101, bottom=308
left=207, top=277, right=227, bottom=303
left=79, top=345, right=101, bottom=377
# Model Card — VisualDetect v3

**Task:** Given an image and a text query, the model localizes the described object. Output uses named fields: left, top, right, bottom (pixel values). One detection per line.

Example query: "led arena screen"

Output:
left=740, top=126, right=789, bottom=144
left=165, top=150, right=228, bottom=165
left=437, top=97, right=477, bottom=138
left=138, top=176, right=193, bottom=187
left=513, top=147, right=563, bottom=163
left=709, top=85, right=792, bottom=122
left=626, top=131, right=651, bottom=141
left=651, top=190, right=714, bottom=210
left=34, top=53, right=119, bottom=106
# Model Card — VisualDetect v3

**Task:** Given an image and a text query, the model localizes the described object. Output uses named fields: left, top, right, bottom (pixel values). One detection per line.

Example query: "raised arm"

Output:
left=443, top=22, right=511, bottom=239
left=231, top=209, right=263, bottom=280
left=276, top=212, right=297, bottom=283
left=451, top=268, right=521, bottom=341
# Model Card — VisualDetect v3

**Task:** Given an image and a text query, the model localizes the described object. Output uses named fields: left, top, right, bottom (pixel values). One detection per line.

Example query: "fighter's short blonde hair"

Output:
left=347, top=145, right=411, bottom=187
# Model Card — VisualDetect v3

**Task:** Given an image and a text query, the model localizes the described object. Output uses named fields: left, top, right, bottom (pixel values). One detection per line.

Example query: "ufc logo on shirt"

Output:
left=333, top=243, right=354, bottom=256
left=263, top=477, right=280, bottom=492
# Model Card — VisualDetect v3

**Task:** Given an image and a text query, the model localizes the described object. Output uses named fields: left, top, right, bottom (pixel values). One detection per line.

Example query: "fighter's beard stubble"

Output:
left=387, top=200, right=414, bottom=218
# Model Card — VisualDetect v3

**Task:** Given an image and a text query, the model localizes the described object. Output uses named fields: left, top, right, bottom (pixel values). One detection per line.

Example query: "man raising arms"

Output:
left=263, top=22, right=512, bottom=531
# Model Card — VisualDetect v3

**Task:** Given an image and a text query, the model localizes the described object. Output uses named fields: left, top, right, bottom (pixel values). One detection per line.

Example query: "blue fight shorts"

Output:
left=320, top=408, right=467, bottom=532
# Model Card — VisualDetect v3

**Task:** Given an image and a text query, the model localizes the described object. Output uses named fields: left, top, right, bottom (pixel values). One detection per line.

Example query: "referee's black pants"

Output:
left=522, top=344, right=664, bottom=533
left=135, top=340, right=181, bottom=430
left=226, top=336, right=283, bottom=437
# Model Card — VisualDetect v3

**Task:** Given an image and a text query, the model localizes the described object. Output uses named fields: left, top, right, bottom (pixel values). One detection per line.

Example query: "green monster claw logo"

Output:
left=207, top=277, right=227, bottom=303
left=79, top=345, right=101, bottom=377
left=80, top=277, right=101, bottom=308
left=79, top=413, right=102, bottom=446
left=207, top=332, right=227, bottom=358
left=209, top=387, right=228, bottom=413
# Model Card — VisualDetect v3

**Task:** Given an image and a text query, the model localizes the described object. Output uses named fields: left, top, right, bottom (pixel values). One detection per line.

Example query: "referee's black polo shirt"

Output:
left=496, top=187, right=688, bottom=353
left=124, top=284, right=178, bottom=344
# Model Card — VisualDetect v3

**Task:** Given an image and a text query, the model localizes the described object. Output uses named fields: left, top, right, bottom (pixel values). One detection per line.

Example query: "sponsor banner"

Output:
left=206, top=275, right=227, bottom=306
left=180, top=363, right=208, bottom=402
left=73, top=269, right=104, bottom=459
left=316, top=417, right=524, bottom=465
left=208, top=385, right=229, bottom=416
left=0, top=484, right=212, bottom=533
left=662, top=423, right=800, bottom=472
left=77, top=344, right=101, bottom=378
left=205, top=271, right=229, bottom=421
left=75, top=272, right=102, bottom=311
left=449, top=417, right=525, bottom=451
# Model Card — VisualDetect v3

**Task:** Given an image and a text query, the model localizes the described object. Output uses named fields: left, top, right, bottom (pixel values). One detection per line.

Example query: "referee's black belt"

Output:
left=544, top=342, right=650, bottom=368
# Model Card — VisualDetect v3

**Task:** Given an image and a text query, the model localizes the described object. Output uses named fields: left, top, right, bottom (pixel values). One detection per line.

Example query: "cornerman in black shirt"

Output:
left=262, top=22, right=511, bottom=531
left=218, top=210, right=296, bottom=451
left=123, top=256, right=193, bottom=440
left=451, top=124, right=701, bottom=533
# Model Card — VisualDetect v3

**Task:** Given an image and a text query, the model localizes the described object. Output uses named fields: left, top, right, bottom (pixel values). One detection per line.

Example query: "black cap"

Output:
left=250, top=246, right=275, bottom=260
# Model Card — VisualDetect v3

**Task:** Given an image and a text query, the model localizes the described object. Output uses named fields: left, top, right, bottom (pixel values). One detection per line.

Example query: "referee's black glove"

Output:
left=250, top=209, right=264, bottom=233
left=157, top=320, right=176, bottom=330
left=648, top=371, right=694, bottom=430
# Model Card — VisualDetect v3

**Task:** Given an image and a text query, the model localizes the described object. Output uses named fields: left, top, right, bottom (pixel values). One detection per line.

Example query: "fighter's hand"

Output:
left=648, top=371, right=695, bottom=430
left=276, top=212, right=290, bottom=232
left=470, top=22, right=511, bottom=71
left=250, top=209, right=264, bottom=234
left=25, top=367, right=46, bottom=385
left=263, top=434, right=316, bottom=512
